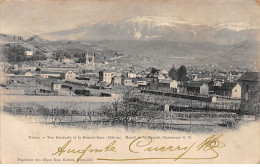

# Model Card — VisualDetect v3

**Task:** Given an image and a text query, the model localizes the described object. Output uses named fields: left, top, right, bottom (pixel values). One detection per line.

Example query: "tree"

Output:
left=3, top=44, right=26, bottom=62
left=100, top=89, right=162, bottom=130
left=168, top=64, right=178, bottom=80
left=151, top=67, right=159, bottom=75
left=76, top=55, right=86, bottom=63
left=177, top=65, right=189, bottom=81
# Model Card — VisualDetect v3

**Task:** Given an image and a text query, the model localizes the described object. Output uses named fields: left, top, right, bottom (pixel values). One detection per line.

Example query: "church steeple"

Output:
left=86, top=52, right=95, bottom=70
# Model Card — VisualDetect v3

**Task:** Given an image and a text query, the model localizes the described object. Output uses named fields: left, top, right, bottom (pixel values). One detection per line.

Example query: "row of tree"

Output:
left=147, top=65, right=190, bottom=82
left=54, top=52, right=86, bottom=63
left=168, top=64, right=190, bottom=82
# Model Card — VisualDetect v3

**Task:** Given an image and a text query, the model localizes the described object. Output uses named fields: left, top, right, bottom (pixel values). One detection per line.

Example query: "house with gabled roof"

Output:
left=112, top=75, right=123, bottom=85
left=181, top=82, right=209, bottom=95
left=158, top=79, right=178, bottom=92
left=238, top=72, right=260, bottom=115
left=65, top=70, right=77, bottom=81
left=217, top=82, right=241, bottom=98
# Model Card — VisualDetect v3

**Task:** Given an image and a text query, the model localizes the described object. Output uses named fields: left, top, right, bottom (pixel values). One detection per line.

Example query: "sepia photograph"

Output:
left=0, top=0, right=259, bottom=164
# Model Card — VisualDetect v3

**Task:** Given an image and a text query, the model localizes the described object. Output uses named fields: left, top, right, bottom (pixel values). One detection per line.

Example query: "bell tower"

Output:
left=85, top=52, right=95, bottom=70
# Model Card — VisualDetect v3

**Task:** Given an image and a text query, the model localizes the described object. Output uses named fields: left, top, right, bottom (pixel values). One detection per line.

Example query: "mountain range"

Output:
left=1, top=16, right=259, bottom=70
left=38, top=16, right=260, bottom=44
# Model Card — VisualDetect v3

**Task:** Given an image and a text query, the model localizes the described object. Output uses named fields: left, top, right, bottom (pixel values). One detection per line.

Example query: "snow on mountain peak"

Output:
left=134, top=31, right=142, bottom=40
left=125, top=16, right=188, bottom=27
left=124, top=17, right=259, bottom=31
left=211, top=22, right=257, bottom=31
left=37, top=15, right=260, bottom=42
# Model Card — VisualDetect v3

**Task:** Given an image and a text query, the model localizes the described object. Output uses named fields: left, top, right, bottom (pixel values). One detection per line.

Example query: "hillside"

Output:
left=25, top=37, right=260, bottom=70
left=91, top=40, right=259, bottom=70
left=0, top=34, right=46, bottom=62
left=1, top=32, right=259, bottom=70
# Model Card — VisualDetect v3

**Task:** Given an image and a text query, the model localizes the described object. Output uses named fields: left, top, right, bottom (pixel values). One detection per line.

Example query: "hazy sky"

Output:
left=1, top=0, right=260, bottom=35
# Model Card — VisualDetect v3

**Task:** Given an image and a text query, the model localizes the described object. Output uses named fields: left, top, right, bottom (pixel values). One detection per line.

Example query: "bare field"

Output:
left=1, top=95, right=115, bottom=110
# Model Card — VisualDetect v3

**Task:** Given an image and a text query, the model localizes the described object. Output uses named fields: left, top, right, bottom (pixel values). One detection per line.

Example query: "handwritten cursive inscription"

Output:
left=52, top=140, right=117, bottom=162
left=52, top=134, right=225, bottom=162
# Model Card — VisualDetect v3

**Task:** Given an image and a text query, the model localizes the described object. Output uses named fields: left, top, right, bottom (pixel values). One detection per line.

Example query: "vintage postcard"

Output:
left=0, top=0, right=260, bottom=164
